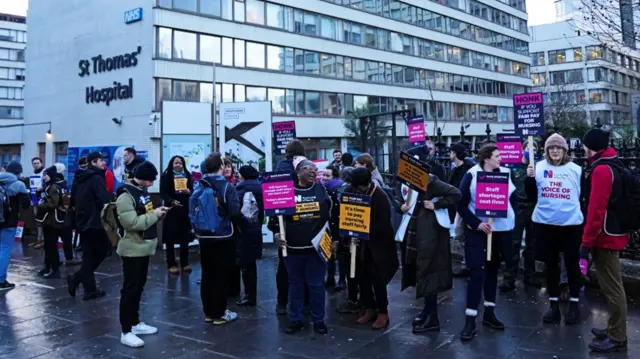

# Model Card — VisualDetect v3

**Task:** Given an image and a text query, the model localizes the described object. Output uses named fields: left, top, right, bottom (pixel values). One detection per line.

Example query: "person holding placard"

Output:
left=347, top=168, right=399, bottom=330
left=160, top=156, right=194, bottom=275
left=30, top=157, right=45, bottom=249
left=273, top=159, right=332, bottom=335
left=525, top=134, right=584, bottom=325
left=320, top=165, right=343, bottom=289
left=457, top=144, right=515, bottom=342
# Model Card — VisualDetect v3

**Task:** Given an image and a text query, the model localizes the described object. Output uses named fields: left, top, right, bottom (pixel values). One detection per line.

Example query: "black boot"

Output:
left=413, top=315, right=440, bottom=333
left=589, top=338, right=627, bottom=353
left=460, top=315, right=477, bottom=341
left=411, top=306, right=429, bottom=327
left=542, top=301, right=561, bottom=324
left=565, top=300, right=580, bottom=325
left=482, top=307, right=505, bottom=330
left=591, top=327, right=608, bottom=340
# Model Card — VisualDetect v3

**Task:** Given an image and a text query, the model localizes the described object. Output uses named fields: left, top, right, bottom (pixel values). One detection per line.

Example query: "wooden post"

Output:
left=486, top=218, right=494, bottom=261
left=350, top=238, right=357, bottom=279
left=278, top=215, right=287, bottom=257
left=528, top=136, right=535, bottom=167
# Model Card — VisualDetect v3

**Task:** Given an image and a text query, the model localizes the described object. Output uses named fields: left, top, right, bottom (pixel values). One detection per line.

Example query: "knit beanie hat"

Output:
left=239, top=165, right=259, bottom=180
left=5, top=161, right=22, bottom=176
left=350, top=167, right=371, bottom=187
left=450, top=142, right=467, bottom=159
left=54, top=162, right=66, bottom=174
left=582, top=128, right=609, bottom=152
left=293, top=156, right=308, bottom=171
left=133, top=161, right=158, bottom=181
left=544, top=133, right=568, bottom=152
left=43, top=165, right=58, bottom=180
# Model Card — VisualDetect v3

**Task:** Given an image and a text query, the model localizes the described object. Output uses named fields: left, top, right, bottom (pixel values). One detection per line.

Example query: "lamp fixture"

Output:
left=112, top=117, right=123, bottom=125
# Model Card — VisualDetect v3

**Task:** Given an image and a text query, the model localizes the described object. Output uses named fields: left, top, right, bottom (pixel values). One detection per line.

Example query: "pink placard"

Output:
left=497, top=134, right=522, bottom=167
left=475, top=172, right=510, bottom=218
left=407, top=115, right=426, bottom=144
left=261, top=171, right=296, bottom=216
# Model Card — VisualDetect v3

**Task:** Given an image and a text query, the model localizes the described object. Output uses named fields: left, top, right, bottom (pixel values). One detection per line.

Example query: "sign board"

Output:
left=475, top=172, right=510, bottom=218
left=513, top=92, right=545, bottom=137
left=124, top=7, right=143, bottom=24
left=29, top=175, right=42, bottom=205
left=313, top=159, right=329, bottom=182
left=496, top=134, right=522, bottom=168
left=261, top=171, right=296, bottom=216
left=397, top=151, right=430, bottom=192
left=220, top=101, right=273, bottom=172
left=339, top=193, right=372, bottom=240
left=311, top=225, right=334, bottom=262
left=273, top=121, right=296, bottom=155
left=407, top=115, right=426, bottom=145
left=67, top=145, right=147, bottom=192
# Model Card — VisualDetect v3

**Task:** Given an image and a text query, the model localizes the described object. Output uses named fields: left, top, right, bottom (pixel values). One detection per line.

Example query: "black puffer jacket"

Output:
left=71, top=166, right=111, bottom=231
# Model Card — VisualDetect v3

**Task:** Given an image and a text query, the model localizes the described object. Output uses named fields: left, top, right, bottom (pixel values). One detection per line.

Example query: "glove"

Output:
left=579, top=245, right=590, bottom=260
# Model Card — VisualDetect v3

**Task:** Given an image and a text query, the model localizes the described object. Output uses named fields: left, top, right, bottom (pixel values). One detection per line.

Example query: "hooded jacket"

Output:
left=72, top=166, right=111, bottom=231
left=36, top=179, right=68, bottom=228
left=0, top=172, right=29, bottom=228
left=116, top=181, right=159, bottom=258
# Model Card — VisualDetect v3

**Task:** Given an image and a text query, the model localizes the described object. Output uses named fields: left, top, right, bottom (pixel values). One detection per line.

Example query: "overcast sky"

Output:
left=0, top=0, right=556, bottom=30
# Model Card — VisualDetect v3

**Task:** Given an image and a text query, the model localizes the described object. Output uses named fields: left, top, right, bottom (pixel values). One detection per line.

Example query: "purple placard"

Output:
left=475, top=172, right=510, bottom=218
left=513, top=92, right=545, bottom=137
left=261, top=171, right=296, bottom=216
left=497, top=134, right=522, bottom=168
left=273, top=121, right=296, bottom=155
left=407, top=115, right=426, bottom=145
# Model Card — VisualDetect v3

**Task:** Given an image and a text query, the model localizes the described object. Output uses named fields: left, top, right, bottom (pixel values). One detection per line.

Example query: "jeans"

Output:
left=284, top=252, right=327, bottom=324
left=0, top=227, right=17, bottom=283
left=465, top=229, right=506, bottom=312
left=72, top=229, right=110, bottom=293
left=536, top=223, right=582, bottom=299
left=43, top=226, right=62, bottom=272
left=120, top=256, right=150, bottom=333
left=200, top=239, right=235, bottom=318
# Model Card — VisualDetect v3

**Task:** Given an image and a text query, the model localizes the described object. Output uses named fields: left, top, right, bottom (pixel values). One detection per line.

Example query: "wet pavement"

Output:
left=1, top=239, right=638, bottom=359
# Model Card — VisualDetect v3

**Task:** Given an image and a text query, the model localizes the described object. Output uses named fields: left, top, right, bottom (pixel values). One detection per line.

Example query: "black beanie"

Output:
left=450, top=142, right=467, bottom=160
left=133, top=161, right=158, bottom=181
left=350, top=167, right=371, bottom=187
left=239, top=165, right=259, bottom=180
left=582, top=129, right=609, bottom=152
left=87, top=151, right=104, bottom=164
left=43, top=166, right=58, bottom=181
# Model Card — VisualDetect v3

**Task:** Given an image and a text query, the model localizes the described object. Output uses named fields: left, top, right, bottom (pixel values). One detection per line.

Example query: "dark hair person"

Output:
left=321, top=165, right=343, bottom=290
left=160, top=155, right=194, bottom=275
left=456, top=144, right=516, bottom=342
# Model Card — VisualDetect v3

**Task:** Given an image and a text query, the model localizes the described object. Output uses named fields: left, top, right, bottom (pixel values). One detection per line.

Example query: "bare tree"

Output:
left=540, top=83, right=591, bottom=138
left=578, top=0, right=640, bottom=51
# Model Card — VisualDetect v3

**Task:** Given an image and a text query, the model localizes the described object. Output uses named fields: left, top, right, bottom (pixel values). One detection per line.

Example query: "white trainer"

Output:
left=213, top=310, right=239, bottom=325
left=121, top=332, right=144, bottom=348
left=131, top=322, right=158, bottom=335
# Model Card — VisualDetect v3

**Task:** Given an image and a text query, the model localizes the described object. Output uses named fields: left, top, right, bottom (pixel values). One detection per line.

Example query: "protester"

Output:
left=500, top=142, right=541, bottom=292
left=401, top=170, right=461, bottom=334
left=330, top=149, right=342, bottom=168
left=321, top=165, right=343, bottom=290
left=123, top=147, right=144, bottom=180
left=223, top=158, right=238, bottom=186
left=581, top=128, right=630, bottom=353
left=30, top=157, right=45, bottom=249
left=222, top=158, right=241, bottom=297
left=335, top=166, right=360, bottom=313
left=104, top=164, right=115, bottom=194
left=67, top=152, right=112, bottom=300
left=235, top=165, right=264, bottom=307
left=457, top=144, right=515, bottom=341
left=160, top=156, right=194, bottom=275
left=0, top=161, right=30, bottom=290
left=274, top=158, right=332, bottom=335
left=448, top=142, right=475, bottom=278
left=70, top=157, right=88, bottom=252
left=194, top=153, right=241, bottom=324
left=525, top=134, right=583, bottom=324
left=355, top=153, right=385, bottom=188
left=407, top=140, right=447, bottom=180
left=35, top=166, right=67, bottom=279
left=629, top=160, right=639, bottom=176
left=116, top=161, right=167, bottom=348
left=51, top=163, right=80, bottom=267
left=347, top=168, right=399, bottom=330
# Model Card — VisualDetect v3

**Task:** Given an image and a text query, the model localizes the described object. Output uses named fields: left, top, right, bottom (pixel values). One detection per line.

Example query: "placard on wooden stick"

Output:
left=261, top=171, right=296, bottom=256
left=397, top=151, right=430, bottom=193
left=475, top=172, right=510, bottom=261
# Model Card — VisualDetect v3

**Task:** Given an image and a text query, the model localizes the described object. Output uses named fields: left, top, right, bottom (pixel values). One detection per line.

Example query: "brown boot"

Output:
left=182, top=265, right=192, bottom=274
left=372, top=313, right=390, bottom=330
left=168, top=266, right=179, bottom=275
left=357, top=309, right=377, bottom=324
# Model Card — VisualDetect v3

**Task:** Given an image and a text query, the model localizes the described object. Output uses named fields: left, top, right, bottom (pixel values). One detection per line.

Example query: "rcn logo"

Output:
left=544, top=170, right=553, bottom=178
left=124, top=8, right=143, bottom=24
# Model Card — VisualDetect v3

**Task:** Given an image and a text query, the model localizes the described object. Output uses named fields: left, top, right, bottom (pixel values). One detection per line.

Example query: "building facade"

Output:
left=0, top=13, right=26, bottom=167
left=530, top=20, right=639, bottom=130
left=4, top=0, right=531, bottom=177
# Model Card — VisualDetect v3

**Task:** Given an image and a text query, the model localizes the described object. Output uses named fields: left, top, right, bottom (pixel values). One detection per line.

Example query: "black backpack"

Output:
left=601, top=159, right=640, bottom=232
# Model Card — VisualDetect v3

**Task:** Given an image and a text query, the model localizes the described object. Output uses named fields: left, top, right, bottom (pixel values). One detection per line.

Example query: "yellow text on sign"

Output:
left=174, top=178, right=188, bottom=191
left=339, top=204, right=371, bottom=234
left=296, top=202, right=320, bottom=214
left=319, top=230, right=333, bottom=260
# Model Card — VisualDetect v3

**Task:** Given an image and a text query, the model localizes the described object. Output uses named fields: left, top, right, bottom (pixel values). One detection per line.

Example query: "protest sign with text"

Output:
left=497, top=134, right=522, bottom=168
left=339, top=193, right=372, bottom=240
left=273, top=121, right=296, bottom=155
left=475, top=172, right=510, bottom=218
left=407, top=115, right=426, bottom=145
left=513, top=92, right=545, bottom=137
left=260, top=171, right=296, bottom=216
left=397, top=152, right=430, bottom=192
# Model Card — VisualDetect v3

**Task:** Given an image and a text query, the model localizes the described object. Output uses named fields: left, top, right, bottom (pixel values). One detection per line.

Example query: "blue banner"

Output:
left=67, top=145, right=147, bottom=192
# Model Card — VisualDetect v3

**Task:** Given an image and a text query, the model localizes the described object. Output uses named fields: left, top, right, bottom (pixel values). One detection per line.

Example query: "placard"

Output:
left=311, top=224, right=333, bottom=262
left=174, top=177, right=188, bottom=191
left=260, top=171, right=296, bottom=216
left=397, top=152, right=430, bottom=192
left=29, top=175, right=42, bottom=205
left=407, top=115, right=426, bottom=145
left=339, top=193, right=372, bottom=240
left=497, top=134, right=522, bottom=168
left=273, top=121, right=296, bottom=155
left=513, top=92, right=545, bottom=137
left=475, top=172, right=510, bottom=218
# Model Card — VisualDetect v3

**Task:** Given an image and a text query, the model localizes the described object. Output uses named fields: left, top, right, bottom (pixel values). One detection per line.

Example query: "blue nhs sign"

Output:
left=124, top=8, right=143, bottom=24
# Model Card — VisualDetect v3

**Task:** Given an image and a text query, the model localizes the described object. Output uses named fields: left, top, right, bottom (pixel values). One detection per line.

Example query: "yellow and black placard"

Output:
left=174, top=177, right=188, bottom=191
left=339, top=193, right=372, bottom=240
left=311, top=224, right=333, bottom=262
left=296, top=202, right=320, bottom=214
left=397, top=151, right=430, bottom=193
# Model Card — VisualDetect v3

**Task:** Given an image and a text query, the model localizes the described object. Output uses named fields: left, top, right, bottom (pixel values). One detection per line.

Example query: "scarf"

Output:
left=321, top=178, right=343, bottom=191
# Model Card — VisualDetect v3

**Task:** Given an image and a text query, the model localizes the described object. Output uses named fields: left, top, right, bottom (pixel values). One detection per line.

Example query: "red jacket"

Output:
left=104, top=165, right=115, bottom=193
left=582, top=148, right=630, bottom=250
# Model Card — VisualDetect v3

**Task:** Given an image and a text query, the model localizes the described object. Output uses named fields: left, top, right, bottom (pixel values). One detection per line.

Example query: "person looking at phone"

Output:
left=115, top=161, right=168, bottom=348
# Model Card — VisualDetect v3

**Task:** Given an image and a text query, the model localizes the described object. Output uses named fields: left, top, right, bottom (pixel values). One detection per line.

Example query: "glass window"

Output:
left=174, top=0, right=197, bottom=12
left=322, top=93, right=339, bottom=115
left=336, top=56, right=344, bottom=78
left=305, top=51, right=319, bottom=74
left=304, top=12, right=319, bottom=36
left=158, top=28, right=172, bottom=59
left=574, top=47, right=583, bottom=62
left=234, top=0, right=245, bottom=22
left=159, top=0, right=171, bottom=7
left=234, top=39, right=245, bottom=67
left=235, top=84, right=245, bottom=102
left=221, top=0, right=233, bottom=19
left=157, top=79, right=172, bottom=108
left=246, top=0, right=265, bottom=25
left=344, top=57, right=352, bottom=79
left=174, top=81, right=198, bottom=101
left=246, top=42, right=265, bottom=68
left=201, top=0, right=222, bottom=16
left=285, top=89, right=295, bottom=114
left=200, top=83, right=214, bottom=102
left=321, top=16, right=335, bottom=39
left=284, top=47, right=294, bottom=72
left=352, top=59, right=366, bottom=80
left=246, top=86, right=267, bottom=101
left=549, top=49, right=566, bottom=65
left=320, top=54, right=336, bottom=77
left=268, top=88, right=286, bottom=113
left=295, top=90, right=305, bottom=114
left=173, top=31, right=197, bottom=60
left=305, top=91, right=321, bottom=115
left=222, top=37, right=233, bottom=66
left=294, top=49, right=304, bottom=73
left=390, top=32, right=402, bottom=52
left=266, top=3, right=283, bottom=28
left=200, top=35, right=221, bottom=63
left=266, top=45, right=284, bottom=71
left=531, top=52, right=545, bottom=66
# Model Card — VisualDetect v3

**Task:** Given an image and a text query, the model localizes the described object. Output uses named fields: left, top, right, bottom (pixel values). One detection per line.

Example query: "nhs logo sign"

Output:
left=124, top=8, right=143, bottom=24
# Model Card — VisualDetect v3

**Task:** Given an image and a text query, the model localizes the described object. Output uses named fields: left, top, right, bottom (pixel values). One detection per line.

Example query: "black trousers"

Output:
left=241, top=260, right=257, bottom=301
left=230, top=263, right=241, bottom=296
left=357, top=249, right=389, bottom=314
left=276, top=253, right=310, bottom=306
left=61, top=226, right=73, bottom=261
left=200, top=239, right=235, bottom=318
left=536, top=223, right=583, bottom=299
left=73, top=228, right=109, bottom=293
left=42, top=226, right=62, bottom=272
left=120, top=256, right=150, bottom=333
left=337, top=251, right=359, bottom=302
left=166, top=242, right=189, bottom=269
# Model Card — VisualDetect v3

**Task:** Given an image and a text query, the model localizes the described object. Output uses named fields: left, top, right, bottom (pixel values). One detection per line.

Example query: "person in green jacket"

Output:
left=35, top=166, right=67, bottom=279
left=115, top=161, right=168, bottom=348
